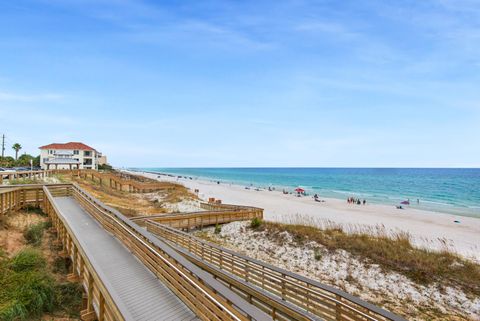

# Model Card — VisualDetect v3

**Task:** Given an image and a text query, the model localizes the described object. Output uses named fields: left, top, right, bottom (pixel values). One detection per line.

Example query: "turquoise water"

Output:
left=135, top=168, right=480, bottom=218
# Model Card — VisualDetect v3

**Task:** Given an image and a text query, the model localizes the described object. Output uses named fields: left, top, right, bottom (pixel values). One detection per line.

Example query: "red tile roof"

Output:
left=39, top=142, right=96, bottom=151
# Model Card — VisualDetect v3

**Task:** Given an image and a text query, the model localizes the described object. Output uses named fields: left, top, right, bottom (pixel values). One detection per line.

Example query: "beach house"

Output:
left=39, top=142, right=101, bottom=170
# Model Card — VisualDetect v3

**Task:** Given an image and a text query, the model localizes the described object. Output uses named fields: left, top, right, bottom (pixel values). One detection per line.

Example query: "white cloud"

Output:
left=0, top=91, right=64, bottom=102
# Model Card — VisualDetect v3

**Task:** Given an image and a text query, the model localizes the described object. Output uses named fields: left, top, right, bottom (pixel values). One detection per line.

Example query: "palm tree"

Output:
left=12, top=143, right=22, bottom=160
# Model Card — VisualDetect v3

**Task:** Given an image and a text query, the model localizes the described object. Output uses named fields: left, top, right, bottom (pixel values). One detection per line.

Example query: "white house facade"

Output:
left=39, top=142, right=101, bottom=170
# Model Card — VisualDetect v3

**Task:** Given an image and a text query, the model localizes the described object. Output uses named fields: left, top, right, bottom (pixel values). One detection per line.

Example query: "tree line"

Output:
left=0, top=143, right=40, bottom=168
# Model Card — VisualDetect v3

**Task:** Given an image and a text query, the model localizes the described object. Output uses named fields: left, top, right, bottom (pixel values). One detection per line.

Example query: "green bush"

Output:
left=214, top=224, right=221, bottom=234
left=9, top=248, right=46, bottom=272
left=250, top=217, right=263, bottom=229
left=24, top=222, right=48, bottom=246
left=0, top=249, right=55, bottom=320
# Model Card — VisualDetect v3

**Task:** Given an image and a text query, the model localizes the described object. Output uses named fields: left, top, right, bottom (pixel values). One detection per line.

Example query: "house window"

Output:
left=73, top=150, right=79, bottom=155
left=84, top=151, right=91, bottom=157
left=43, top=158, right=49, bottom=163
left=49, top=150, right=53, bottom=154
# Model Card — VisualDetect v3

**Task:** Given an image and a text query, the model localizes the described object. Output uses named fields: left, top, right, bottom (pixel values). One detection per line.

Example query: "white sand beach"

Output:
left=134, top=171, right=480, bottom=261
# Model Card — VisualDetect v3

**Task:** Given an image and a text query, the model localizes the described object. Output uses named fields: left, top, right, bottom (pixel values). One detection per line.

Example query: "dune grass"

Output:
left=0, top=248, right=55, bottom=320
left=0, top=248, right=82, bottom=321
left=262, top=221, right=480, bottom=297
left=6, top=178, right=41, bottom=185
left=23, top=221, right=51, bottom=246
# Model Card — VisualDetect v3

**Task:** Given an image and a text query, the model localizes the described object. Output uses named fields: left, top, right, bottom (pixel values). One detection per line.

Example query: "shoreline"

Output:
left=135, top=168, right=480, bottom=218
left=130, top=170, right=480, bottom=261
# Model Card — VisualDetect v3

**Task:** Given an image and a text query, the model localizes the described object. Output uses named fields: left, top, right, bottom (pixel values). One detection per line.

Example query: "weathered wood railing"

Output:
left=43, top=185, right=126, bottom=321
left=131, top=203, right=263, bottom=230
left=145, top=221, right=406, bottom=321
left=146, top=220, right=322, bottom=321
left=70, top=184, right=270, bottom=321
left=1, top=183, right=406, bottom=321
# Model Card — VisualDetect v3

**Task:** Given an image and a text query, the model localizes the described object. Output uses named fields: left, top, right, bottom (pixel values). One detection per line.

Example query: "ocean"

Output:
left=135, top=168, right=480, bottom=218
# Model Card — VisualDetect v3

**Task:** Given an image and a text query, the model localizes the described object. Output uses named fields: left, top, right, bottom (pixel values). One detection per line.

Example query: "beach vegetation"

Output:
left=24, top=222, right=50, bottom=246
left=0, top=248, right=54, bottom=320
left=0, top=248, right=82, bottom=321
left=214, top=224, right=222, bottom=234
left=250, top=217, right=263, bottom=229
left=7, top=178, right=41, bottom=185
left=264, top=221, right=480, bottom=296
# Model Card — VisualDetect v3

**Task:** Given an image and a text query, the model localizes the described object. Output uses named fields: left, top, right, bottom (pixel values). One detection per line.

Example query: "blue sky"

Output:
left=0, top=0, right=479, bottom=167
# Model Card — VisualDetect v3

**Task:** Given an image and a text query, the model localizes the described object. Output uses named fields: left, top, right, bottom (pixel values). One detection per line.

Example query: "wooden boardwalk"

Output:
left=53, top=196, right=199, bottom=321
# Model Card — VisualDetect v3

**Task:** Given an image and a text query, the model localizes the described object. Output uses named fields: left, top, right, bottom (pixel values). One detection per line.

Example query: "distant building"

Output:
left=39, top=142, right=100, bottom=170
left=98, top=155, right=108, bottom=166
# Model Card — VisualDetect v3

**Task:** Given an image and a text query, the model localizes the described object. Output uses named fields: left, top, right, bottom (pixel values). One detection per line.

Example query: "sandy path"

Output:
left=133, top=171, right=480, bottom=261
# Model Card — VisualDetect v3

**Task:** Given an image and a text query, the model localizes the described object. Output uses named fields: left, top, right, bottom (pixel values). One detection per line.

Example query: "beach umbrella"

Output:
left=295, top=187, right=305, bottom=193
left=400, top=200, right=410, bottom=205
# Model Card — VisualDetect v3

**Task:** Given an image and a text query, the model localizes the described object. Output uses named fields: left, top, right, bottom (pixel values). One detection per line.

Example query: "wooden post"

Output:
left=99, top=293, right=105, bottom=321
left=87, top=272, right=94, bottom=312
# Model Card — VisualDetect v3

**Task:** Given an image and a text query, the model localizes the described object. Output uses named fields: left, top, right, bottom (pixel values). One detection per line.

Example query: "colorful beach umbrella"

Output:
left=295, top=187, right=305, bottom=193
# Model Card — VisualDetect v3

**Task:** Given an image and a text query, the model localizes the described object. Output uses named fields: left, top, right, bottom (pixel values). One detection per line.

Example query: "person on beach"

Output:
left=363, top=199, right=366, bottom=205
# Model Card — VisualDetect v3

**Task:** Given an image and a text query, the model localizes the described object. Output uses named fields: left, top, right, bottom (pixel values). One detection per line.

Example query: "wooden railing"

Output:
left=0, top=170, right=54, bottom=183
left=43, top=185, right=126, bottom=321
left=0, top=184, right=69, bottom=216
left=70, top=184, right=270, bottom=321
left=1, top=183, right=406, bottom=321
left=131, top=203, right=263, bottom=230
left=78, top=170, right=177, bottom=193
left=0, top=168, right=172, bottom=193
left=145, top=221, right=407, bottom=321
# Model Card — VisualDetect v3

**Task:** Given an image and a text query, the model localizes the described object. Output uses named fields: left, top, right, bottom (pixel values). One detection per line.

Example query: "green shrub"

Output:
left=250, top=217, right=263, bottom=229
left=214, top=224, right=221, bottom=234
left=24, top=222, right=48, bottom=246
left=313, top=248, right=322, bottom=261
left=9, top=248, right=46, bottom=272
left=0, top=249, right=55, bottom=320
left=0, top=300, right=28, bottom=321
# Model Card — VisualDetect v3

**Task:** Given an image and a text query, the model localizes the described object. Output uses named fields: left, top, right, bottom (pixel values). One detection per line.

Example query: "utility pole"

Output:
left=1, top=134, right=4, bottom=158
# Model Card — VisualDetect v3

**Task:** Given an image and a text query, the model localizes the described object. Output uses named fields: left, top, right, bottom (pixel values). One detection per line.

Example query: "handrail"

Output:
left=146, top=221, right=407, bottom=321
left=131, top=205, right=263, bottom=230
left=149, top=222, right=323, bottom=321
left=0, top=184, right=72, bottom=215
left=70, top=183, right=271, bottom=321
left=43, top=185, right=127, bottom=321
left=3, top=183, right=406, bottom=321
left=78, top=170, right=176, bottom=192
